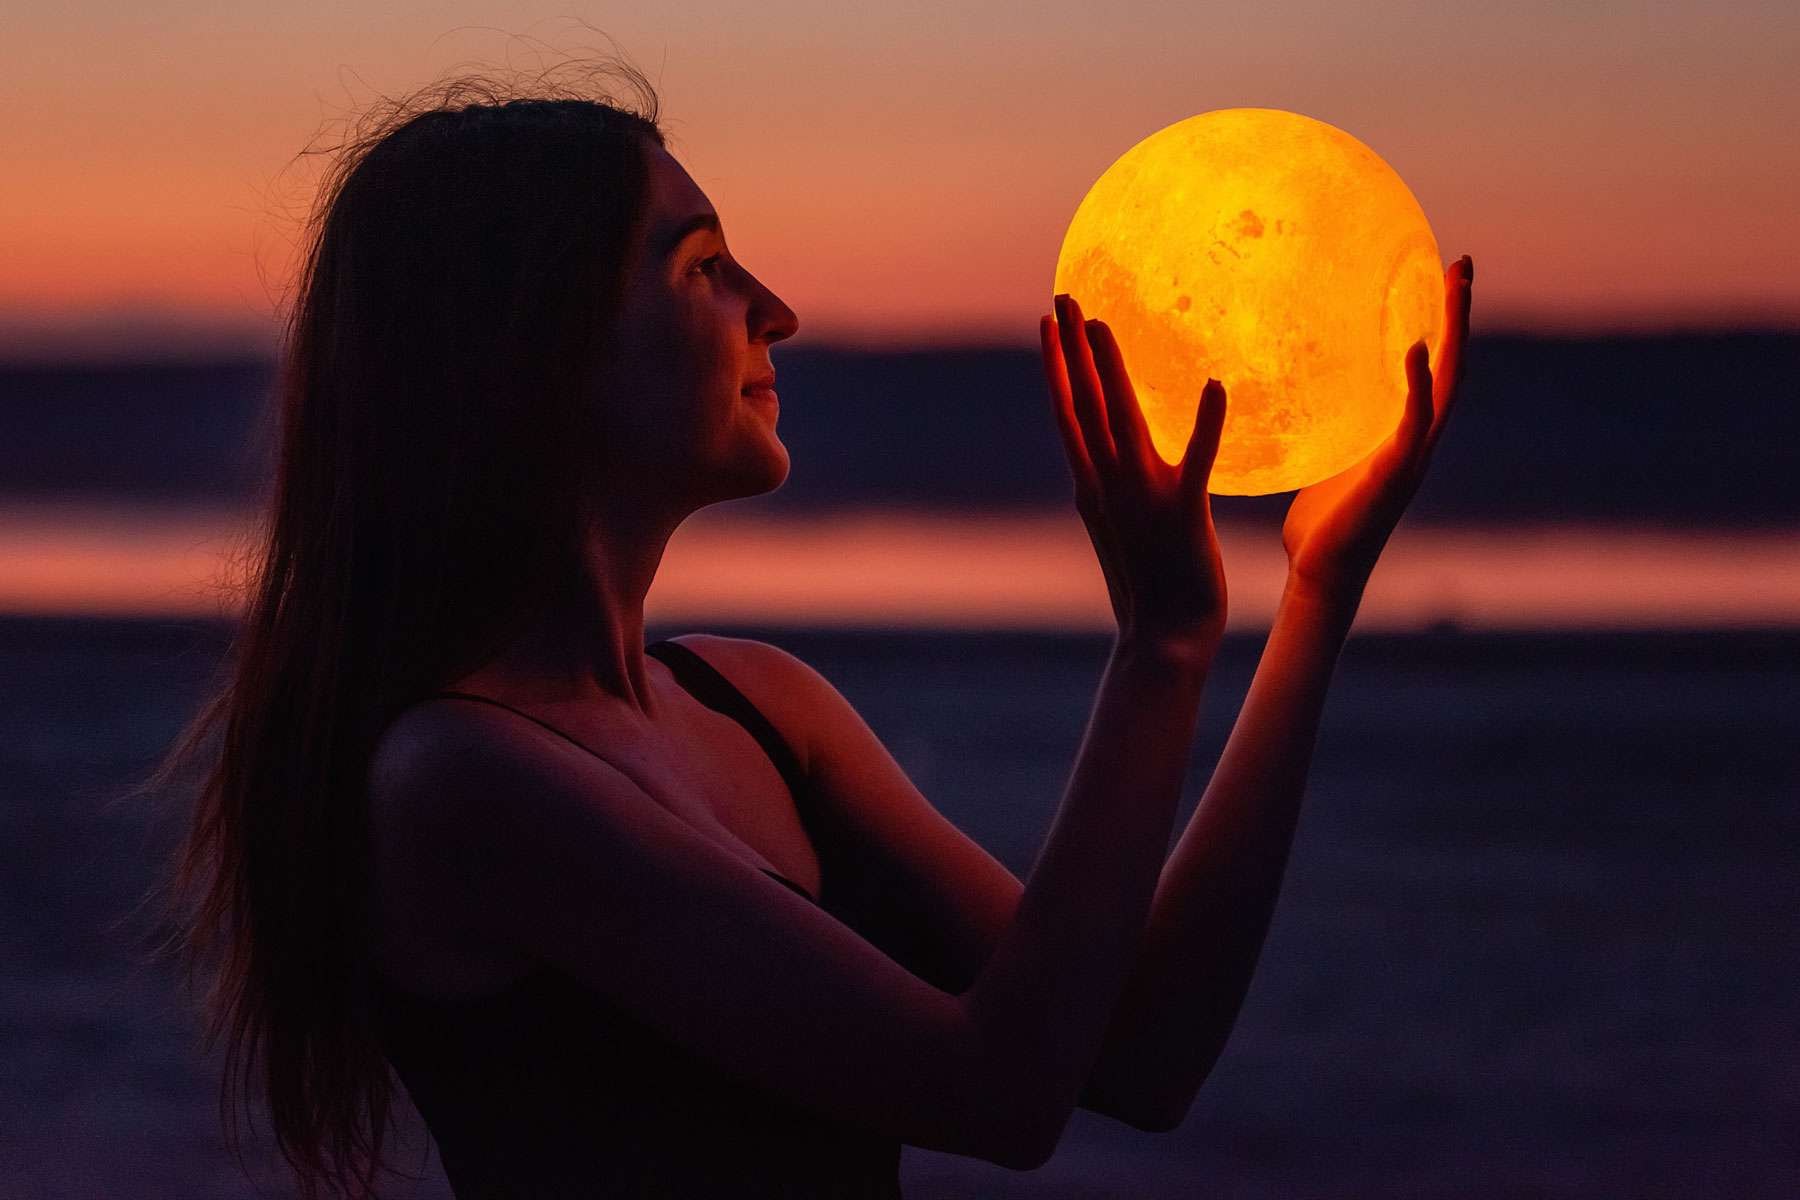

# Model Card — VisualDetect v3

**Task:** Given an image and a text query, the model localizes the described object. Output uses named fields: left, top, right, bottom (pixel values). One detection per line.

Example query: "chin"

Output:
left=712, top=438, right=789, bottom=503
left=745, top=440, right=791, bottom=496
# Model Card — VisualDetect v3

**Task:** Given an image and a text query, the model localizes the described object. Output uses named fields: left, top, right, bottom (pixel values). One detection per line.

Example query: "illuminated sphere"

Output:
left=1054, top=108, right=1444, bottom=495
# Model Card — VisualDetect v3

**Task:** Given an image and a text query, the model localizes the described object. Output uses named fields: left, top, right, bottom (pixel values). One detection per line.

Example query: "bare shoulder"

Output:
left=366, top=691, right=722, bottom=994
left=663, top=633, right=848, bottom=763
left=665, top=631, right=827, bottom=691
left=365, top=695, right=639, bottom=889
left=369, top=696, right=551, bottom=829
left=365, top=697, right=604, bottom=991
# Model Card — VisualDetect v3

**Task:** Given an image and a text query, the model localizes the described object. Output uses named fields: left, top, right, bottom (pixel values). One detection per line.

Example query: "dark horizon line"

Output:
left=3, top=325, right=1800, bottom=372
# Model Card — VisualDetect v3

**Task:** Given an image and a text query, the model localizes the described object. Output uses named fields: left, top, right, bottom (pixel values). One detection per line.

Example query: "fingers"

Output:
left=1040, top=315, right=1097, bottom=501
left=1054, top=295, right=1115, bottom=471
left=1177, top=378, right=1228, bottom=511
left=1084, top=321, right=1159, bottom=477
left=1433, top=254, right=1474, bottom=423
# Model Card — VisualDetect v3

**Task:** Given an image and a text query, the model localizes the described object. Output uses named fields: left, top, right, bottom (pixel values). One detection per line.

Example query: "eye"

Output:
left=695, top=253, right=724, bottom=277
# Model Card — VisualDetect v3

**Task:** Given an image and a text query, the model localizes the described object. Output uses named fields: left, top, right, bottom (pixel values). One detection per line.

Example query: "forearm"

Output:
left=956, top=634, right=1211, bottom=1154
left=1079, top=580, right=1360, bottom=1129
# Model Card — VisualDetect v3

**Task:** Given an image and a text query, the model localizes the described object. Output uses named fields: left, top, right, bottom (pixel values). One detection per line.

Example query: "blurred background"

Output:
left=1, top=2, right=1796, bottom=1196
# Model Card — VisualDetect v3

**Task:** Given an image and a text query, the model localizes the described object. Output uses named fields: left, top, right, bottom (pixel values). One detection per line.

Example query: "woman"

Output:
left=168, top=70, right=1472, bottom=1198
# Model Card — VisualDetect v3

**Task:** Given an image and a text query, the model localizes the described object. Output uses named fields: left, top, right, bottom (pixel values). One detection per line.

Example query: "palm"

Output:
left=1283, top=256, right=1474, bottom=597
left=1284, top=449, right=1388, bottom=567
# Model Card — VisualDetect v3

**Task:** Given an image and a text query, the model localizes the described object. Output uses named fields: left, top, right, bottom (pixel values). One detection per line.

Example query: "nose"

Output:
left=746, top=269, right=799, bottom=345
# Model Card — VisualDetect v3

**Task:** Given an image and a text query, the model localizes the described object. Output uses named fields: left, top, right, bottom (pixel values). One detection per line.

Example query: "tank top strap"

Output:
left=431, top=643, right=820, bottom=845
left=643, top=639, right=820, bottom=834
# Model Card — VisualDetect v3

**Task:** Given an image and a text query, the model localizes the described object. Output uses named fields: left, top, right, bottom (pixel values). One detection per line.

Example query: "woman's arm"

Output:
left=1076, top=579, right=1356, bottom=1129
left=1076, top=255, right=1475, bottom=1129
left=369, top=299, right=1233, bottom=1170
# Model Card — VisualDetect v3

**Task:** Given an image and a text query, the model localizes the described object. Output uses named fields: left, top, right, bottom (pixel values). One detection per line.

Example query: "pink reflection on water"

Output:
left=1, top=504, right=1797, bottom=630
left=0, top=504, right=253, bottom=617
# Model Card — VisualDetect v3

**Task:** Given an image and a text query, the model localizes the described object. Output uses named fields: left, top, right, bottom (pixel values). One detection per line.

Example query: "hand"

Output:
left=1283, top=255, right=1474, bottom=603
left=1041, top=295, right=1229, bottom=656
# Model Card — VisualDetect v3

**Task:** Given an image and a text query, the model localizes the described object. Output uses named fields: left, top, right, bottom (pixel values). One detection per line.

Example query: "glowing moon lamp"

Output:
left=1054, top=108, right=1444, bottom=495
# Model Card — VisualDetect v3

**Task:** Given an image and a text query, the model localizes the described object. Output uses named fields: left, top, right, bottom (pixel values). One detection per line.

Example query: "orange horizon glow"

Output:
left=3, top=7, right=1797, bottom=359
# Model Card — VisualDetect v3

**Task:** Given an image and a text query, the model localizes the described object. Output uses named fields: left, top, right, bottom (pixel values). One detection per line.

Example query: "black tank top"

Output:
left=371, top=639, right=958, bottom=1198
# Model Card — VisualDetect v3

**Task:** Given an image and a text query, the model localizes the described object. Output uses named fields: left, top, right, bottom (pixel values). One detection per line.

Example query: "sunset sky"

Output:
left=3, top=0, right=1797, bottom=357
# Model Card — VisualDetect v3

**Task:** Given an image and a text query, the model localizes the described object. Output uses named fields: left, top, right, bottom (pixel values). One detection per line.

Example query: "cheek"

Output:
left=604, top=305, right=706, bottom=425
left=651, top=298, right=736, bottom=402
left=595, top=288, right=751, bottom=467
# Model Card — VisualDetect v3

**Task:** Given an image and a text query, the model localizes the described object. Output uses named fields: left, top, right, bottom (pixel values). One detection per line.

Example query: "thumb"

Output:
left=1398, top=339, right=1434, bottom=458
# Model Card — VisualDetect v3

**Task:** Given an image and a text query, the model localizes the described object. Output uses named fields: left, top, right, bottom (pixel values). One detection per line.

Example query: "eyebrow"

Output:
left=658, top=212, right=722, bottom=258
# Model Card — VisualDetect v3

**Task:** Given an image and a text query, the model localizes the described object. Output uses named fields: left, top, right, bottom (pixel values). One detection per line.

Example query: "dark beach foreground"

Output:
left=1, top=619, right=1795, bottom=1197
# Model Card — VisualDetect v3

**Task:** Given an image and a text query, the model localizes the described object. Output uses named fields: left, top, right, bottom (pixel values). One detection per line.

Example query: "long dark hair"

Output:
left=161, top=67, right=665, bottom=1196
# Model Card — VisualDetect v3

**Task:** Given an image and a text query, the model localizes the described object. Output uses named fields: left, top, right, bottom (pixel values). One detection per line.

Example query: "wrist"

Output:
left=1113, top=625, right=1222, bottom=676
left=1279, top=572, right=1363, bottom=635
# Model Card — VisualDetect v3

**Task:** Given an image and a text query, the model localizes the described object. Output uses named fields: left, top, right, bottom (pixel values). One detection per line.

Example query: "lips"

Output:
left=741, top=374, right=777, bottom=403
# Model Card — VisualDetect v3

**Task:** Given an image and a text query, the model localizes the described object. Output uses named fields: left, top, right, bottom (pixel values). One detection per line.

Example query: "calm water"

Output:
left=1, top=620, right=1796, bottom=1197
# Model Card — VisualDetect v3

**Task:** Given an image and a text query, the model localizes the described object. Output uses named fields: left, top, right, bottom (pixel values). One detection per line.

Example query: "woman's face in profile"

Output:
left=592, top=143, right=799, bottom=510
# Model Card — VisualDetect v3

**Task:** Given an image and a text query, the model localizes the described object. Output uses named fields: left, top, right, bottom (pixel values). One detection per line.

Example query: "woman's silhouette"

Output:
left=166, top=69, right=1472, bottom=1198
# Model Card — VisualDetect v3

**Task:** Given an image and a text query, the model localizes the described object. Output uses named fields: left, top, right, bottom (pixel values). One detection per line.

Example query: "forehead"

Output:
left=642, top=145, right=715, bottom=235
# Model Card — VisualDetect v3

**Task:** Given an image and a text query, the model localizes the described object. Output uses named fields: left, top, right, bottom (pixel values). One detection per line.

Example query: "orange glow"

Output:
left=1055, top=110, right=1442, bottom=494
left=3, top=11, right=1798, bottom=354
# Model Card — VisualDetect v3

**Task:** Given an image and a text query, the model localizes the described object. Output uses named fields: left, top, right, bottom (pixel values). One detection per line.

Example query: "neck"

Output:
left=458, top=495, right=686, bottom=713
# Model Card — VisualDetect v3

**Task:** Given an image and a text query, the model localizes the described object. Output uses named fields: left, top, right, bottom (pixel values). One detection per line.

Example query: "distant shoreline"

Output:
left=5, top=335, right=1799, bottom=527
left=5, top=326, right=1800, bottom=371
